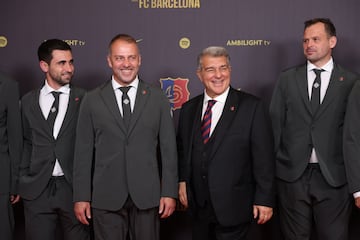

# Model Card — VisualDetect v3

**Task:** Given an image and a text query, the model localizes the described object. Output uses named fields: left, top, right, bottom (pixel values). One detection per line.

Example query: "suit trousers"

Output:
left=192, top=201, right=250, bottom=240
left=277, top=163, right=352, bottom=240
left=92, top=196, right=159, bottom=240
left=23, top=176, right=90, bottom=240
left=0, top=193, right=14, bottom=240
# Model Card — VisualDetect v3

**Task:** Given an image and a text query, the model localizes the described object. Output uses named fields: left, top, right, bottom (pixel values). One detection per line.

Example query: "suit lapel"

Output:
left=57, top=88, right=82, bottom=138
left=127, top=80, right=149, bottom=136
left=30, top=88, right=53, bottom=135
left=208, top=88, right=238, bottom=159
left=295, top=65, right=312, bottom=115
left=315, top=64, right=344, bottom=118
left=100, top=81, right=127, bottom=134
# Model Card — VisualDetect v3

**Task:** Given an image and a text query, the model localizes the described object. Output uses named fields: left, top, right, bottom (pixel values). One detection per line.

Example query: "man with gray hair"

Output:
left=178, top=46, right=275, bottom=240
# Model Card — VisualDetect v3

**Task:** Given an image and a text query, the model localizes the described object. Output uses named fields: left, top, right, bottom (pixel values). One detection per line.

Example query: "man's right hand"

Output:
left=178, top=181, right=188, bottom=209
left=74, top=201, right=91, bottom=225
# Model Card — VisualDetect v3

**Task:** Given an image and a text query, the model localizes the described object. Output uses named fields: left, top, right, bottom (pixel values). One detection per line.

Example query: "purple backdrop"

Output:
left=1, top=0, right=360, bottom=239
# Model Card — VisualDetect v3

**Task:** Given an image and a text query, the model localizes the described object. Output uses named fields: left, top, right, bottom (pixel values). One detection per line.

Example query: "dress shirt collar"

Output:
left=307, top=57, right=334, bottom=73
left=203, top=86, right=230, bottom=104
left=41, top=79, right=70, bottom=96
left=111, top=76, right=139, bottom=91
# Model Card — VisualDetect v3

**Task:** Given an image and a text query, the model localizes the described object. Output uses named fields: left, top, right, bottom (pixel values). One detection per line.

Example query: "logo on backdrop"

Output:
left=179, top=37, right=190, bottom=49
left=63, top=39, right=86, bottom=46
left=0, top=36, right=8, bottom=48
left=132, top=0, right=201, bottom=9
left=160, top=77, right=190, bottom=111
left=226, top=39, right=271, bottom=47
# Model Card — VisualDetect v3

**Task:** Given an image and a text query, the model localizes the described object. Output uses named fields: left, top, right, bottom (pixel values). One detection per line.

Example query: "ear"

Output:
left=196, top=70, right=203, bottom=83
left=107, top=55, right=112, bottom=68
left=39, top=60, right=49, bottom=73
left=329, top=36, right=337, bottom=49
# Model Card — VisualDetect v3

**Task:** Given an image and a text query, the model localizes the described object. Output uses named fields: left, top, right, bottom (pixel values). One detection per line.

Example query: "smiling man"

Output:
left=73, top=34, right=178, bottom=240
left=270, top=18, right=360, bottom=240
left=19, top=39, right=89, bottom=240
left=177, top=46, right=275, bottom=240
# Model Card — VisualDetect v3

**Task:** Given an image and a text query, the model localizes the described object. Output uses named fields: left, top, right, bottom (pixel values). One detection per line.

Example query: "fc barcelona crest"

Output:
left=160, top=77, right=190, bottom=111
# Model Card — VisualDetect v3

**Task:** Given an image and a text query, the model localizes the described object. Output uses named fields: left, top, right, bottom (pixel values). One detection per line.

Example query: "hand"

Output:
left=159, top=197, right=176, bottom=219
left=74, top=201, right=91, bottom=225
left=178, top=182, right=188, bottom=209
left=253, top=205, right=273, bottom=224
left=10, top=194, right=20, bottom=204
left=355, top=197, right=360, bottom=208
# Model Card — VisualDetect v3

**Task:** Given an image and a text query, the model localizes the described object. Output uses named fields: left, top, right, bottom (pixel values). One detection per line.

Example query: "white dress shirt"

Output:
left=39, top=81, right=70, bottom=176
left=201, top=87, right=230, bottom=137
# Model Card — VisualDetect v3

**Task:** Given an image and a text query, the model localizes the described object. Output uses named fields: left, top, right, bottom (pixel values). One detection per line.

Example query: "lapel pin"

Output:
left=75, top=97, right=80, bottom=102
left=230, top=106, right=235, bottom=111
left=142, top=90, right=147, bottom=95
left=339, top=76, right=344, bottom=81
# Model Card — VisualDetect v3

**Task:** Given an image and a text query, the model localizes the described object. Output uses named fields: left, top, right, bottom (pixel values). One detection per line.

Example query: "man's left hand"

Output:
left=159, top=197, right=176, bottom=219
left=253, top=205, right=273, bottom=224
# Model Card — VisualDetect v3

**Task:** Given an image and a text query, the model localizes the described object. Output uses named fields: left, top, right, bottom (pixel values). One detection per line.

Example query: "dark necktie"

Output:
left=119, top=86, right=132, bottom=128
left=311, top=69, right=324, bottom=114
left=47, top=91, right=61, bottom=132
left=201, top=100, right=216, bottom=144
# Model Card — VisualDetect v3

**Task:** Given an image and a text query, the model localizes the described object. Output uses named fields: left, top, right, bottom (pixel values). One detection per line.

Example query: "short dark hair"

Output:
left=37, top=39, right=72, bottom=64
left=304, top=18, right=336, bottom=37
left=108, top=34, right=138, bottom=51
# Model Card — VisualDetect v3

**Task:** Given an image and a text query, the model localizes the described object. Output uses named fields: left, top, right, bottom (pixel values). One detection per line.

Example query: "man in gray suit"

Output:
left=344, top=80, right=360, bottom=209
left=270, top=18, right=359, bottom=240
left=0, top=72, right=22, bottom=240
left=19, top=39, right=89, bottom=240
left=73, top=34, right=178, bottom=240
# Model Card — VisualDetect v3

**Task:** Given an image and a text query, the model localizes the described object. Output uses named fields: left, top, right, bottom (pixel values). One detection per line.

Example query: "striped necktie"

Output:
left=201, top=100, right=216, bottom=144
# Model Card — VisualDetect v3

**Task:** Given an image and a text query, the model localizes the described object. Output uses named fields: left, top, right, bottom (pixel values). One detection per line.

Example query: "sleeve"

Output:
left=73, top=93, right=95, bottom=202
left=158, top=91, right=178, bottom=198
left=5, top=80, right=22, bottom=194
left=251, top=99, right=276, bottom=207
left=344, top=80, right=360, bottom=194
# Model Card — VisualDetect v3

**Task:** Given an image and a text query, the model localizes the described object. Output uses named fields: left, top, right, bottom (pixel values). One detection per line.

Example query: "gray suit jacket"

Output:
left=270, top=63, right=359, bottom=187
left=344, top=80, right=360, bottom=194
left=0, top=73, right=22, bottom=195
left=18, top=86, right=85, bottom=200
left=73, top=80, right=178, bottom=211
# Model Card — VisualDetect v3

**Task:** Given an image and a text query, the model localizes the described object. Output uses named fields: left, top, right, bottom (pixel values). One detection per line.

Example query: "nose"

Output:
left=65, top=62, right=74, bottom=72
left=214, top=68, right=222, bottom=78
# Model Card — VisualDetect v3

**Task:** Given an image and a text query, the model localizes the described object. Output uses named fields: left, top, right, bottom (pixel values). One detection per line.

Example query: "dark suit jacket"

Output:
left=0, top=73, right=22, bottom=195
left=73, top=80, right=178, bottom=211
left=270, top=63, right=359, bottom=187
left=344, top=80, right=360, bottom=194
left=18, top=85, right=85, bottom=200
left=177, top=87, right=275, bottom=226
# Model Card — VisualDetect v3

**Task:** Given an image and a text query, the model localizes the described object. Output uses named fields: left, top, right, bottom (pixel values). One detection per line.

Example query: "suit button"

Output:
left=202, top=175, right=206, bottom=179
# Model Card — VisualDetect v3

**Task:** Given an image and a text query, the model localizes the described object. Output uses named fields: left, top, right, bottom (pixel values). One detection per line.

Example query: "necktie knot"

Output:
left=313, top=69, right=324, bottom=86
left=119, top=86, right=131, bottom=94
left=207, top=100, right=216, bottom=109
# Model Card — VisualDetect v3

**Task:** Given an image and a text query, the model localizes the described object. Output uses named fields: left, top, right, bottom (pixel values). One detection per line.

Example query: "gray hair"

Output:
left=197, top=46, right=230, bottom=70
